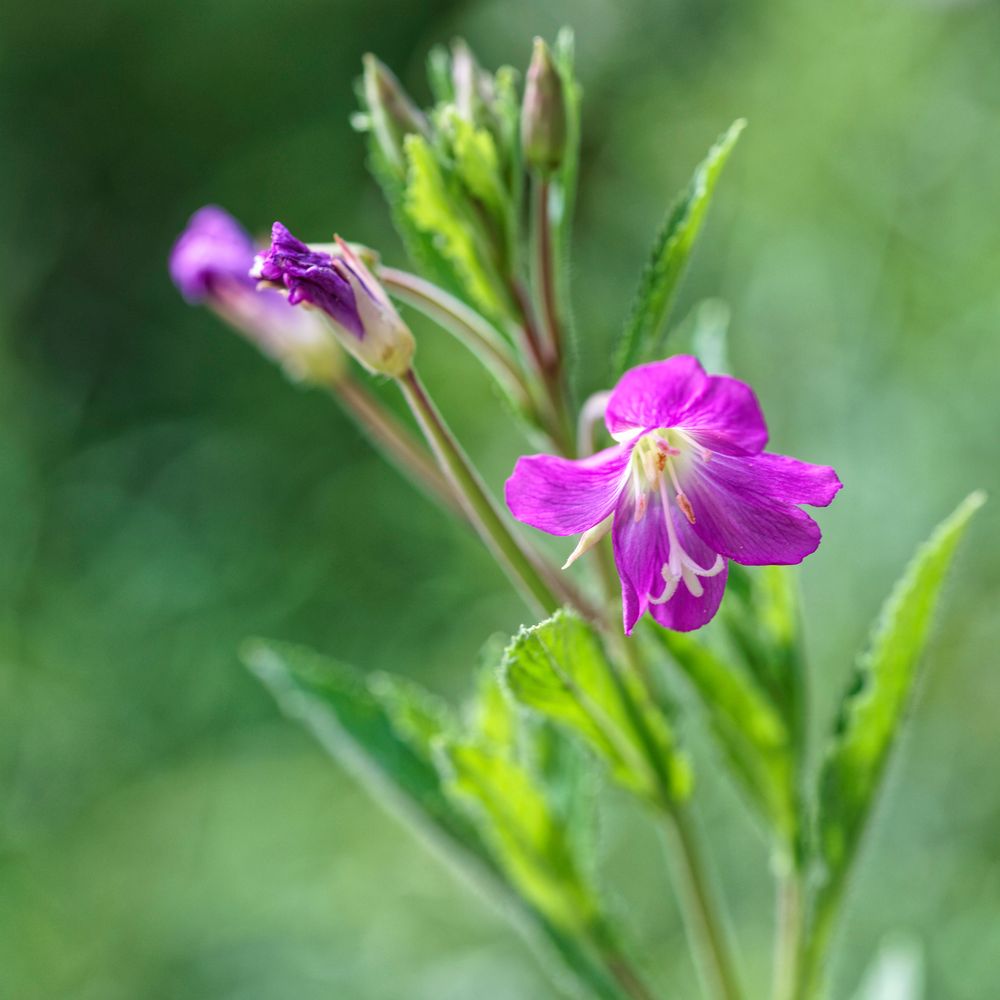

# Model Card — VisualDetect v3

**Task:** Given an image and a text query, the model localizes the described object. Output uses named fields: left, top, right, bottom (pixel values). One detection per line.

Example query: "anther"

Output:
left=676, top=491, right=696, bottom=525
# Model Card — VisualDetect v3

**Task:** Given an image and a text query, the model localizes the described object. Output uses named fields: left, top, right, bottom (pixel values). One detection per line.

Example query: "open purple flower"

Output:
left=506, top=356, right=842, bottom=634
left=169, top=206, right=344, bottom=384
left=251, top=223, right=414, bottom=377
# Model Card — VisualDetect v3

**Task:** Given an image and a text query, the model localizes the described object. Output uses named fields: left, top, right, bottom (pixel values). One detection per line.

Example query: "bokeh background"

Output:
left=2, top=0, right=999, bottom=997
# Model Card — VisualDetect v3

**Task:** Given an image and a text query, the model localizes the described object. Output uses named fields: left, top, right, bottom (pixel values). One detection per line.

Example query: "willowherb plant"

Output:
left=169, top=31, right=983, bottom=1000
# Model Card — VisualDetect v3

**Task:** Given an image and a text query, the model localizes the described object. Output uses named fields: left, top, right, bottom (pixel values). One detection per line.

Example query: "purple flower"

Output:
left=505, top=356, right=842, bottom=634
left=251, top=223, right=414, bottom=377
left=169, top=207, right=344, bottom=384
left=170, top=205, right=258, bottom=302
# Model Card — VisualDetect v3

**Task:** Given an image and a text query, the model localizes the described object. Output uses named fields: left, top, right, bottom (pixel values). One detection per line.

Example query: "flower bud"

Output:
left=169, top=206, right=345, bottom=385
left=520, top=37, right=567, bottom=174
left=251, top=223, right=415, bottom=378
left=362, top=54, right=429, bottom=174
left=451, top=39, right=495, bottom=124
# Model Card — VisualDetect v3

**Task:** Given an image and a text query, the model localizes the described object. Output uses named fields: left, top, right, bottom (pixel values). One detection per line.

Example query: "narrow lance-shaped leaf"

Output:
left=502, top=609, right=691, bottom=808
left=242, top=639, right=491, bottom=869
left=817, top=491, right=985, bottom=906
left=403, top=133, right=511, bottom=321
left=244, top=639, right=627, bottom=1000
left=721, top=564, right=807, bottom=750
left=438, top=737, right=601, bottom=936
left=649, top=627, right=798, bottom=849
left=615, top=119, right=745, bottom=376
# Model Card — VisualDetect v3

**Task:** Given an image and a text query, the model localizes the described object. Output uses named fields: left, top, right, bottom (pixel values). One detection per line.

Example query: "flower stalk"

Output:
left=328, top=374, right=462, bottom=518
left=772, top=872, right=805, bottom=1000
left=397, top=368, right=570, bottom=618
left=533, top=176, right=563, bottom=367
left=379, top=266, right=532, bottom=411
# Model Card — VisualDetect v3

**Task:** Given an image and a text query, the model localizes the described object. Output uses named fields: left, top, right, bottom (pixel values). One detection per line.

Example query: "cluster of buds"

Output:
left=353, top=36, right=571, bottom=328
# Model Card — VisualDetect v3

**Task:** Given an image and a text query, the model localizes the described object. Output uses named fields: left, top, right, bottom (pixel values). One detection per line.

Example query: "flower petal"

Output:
left=605, top=356, right=709, bottom=436
left=683, top=451, right=842, bottom=565
left=612, top=492, right=669, bottom=634
left=505, top=445, right=630, bottom=536
left=648, top=513, right=728, bottom=632
left=678, top=374, right=769, bottom=455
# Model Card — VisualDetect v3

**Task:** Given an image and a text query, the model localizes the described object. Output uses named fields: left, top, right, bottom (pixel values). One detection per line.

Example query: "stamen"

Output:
left=632, top=464, right=647, bottom=522
left=654, top=437, right=680, bottom=457
left=676, top=491, right=696, bottom=525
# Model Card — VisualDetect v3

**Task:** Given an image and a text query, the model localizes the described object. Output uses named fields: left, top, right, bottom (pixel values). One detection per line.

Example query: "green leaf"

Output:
left=721, top=565, right=806, bottom=747
left=442, top=109, right=508, bottom=221
left=245, top=639, right=628, bottom=1000
left=615, top=119, right=745, bottom=375
left=650, top=628, right=797, bottom=847
left=243, top=639, right=491, bottom=868
left=817, top=491, right=985, bottom=900
left=438, top=738, right=601, bottom=935
left=363, top=135, right=466, bottom=300
left=502, top=609, right=690, bottom=807
left=402, top=133, right=509, bottom=320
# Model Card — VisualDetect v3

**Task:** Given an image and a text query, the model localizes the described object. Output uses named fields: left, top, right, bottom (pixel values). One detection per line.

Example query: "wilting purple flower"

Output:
left=506, top=356, right=842, bottom=634
left=169, top=206, right=344, bottom=384
left=251, top=223, right=415, bottom=378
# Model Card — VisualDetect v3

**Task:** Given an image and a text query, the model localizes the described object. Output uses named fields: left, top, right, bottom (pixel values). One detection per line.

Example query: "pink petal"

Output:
left=612, top=492, right=669, bottom=634
left=505, top=445, right=630, bottom=536
left=678, top=374, right=768, bottom=455
left=683, top=451, right=842, bottom=565
left=605, top=356, right=708, bottom=437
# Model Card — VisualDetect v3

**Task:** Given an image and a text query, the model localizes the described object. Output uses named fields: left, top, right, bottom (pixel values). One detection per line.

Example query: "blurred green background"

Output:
left=2, top=0, right=998, bottom=997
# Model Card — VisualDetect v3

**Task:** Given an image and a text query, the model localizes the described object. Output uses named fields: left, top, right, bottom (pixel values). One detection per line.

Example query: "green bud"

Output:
left=362, top=54, right=429, bottom=173
left=451, top=39, right=495, bottom=124
left=520, top=37, right=567, bottom=174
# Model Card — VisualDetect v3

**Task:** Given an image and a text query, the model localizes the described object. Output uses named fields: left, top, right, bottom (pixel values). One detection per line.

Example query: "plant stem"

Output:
left=665, top=805, right=745, bottom=1000
left=599, top=943, right=659, bottom=1000
left=509, top=278, right=575, bottom=455
left=397, top=368, right=568, bottom=618
left=534, top=176, right=563, bottom=365
left=379, top=267, right=533, bottom=410
left=328, top=374, right=462, bottom=518
left=772, top=871, right=804, bottom=1000
left=794, top=888, right=840, bottom=1000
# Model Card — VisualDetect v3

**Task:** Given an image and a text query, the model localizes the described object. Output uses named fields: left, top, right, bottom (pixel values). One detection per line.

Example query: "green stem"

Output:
left=794, top=889, right=840, bottom=1000
left=329, top=375, right=462, bottom=518
left=599, top=944, right=659, bottom=1000
left=397, top=368, right=567, bottom=618
left=663, top=805, right=744, bottom=1000
left=379, top=267, right=533, bottom=410
left=772, top=871, right=804, bottom=1000
left=534, top=176, right=563, bottom=365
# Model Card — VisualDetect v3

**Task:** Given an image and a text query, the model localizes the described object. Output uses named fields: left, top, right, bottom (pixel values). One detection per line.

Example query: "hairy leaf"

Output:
left=438, top=738, right=601, bottom=935
left=817, top=492, right=984, bottom=900
left=243, top=639, right=489, bottom=864
left=615, top=119, right=745, bottom=375
left=502, top=610, right=690, bottom=807
left=245, top=639, right=627, bottom=1000
left=403, top=133, right=508, bottom=319
left=442, top=110, right=507, bottom=219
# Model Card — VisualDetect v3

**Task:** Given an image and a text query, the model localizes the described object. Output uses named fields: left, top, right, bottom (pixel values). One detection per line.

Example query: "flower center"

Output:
left=628, top=429, right=724, bottom=604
